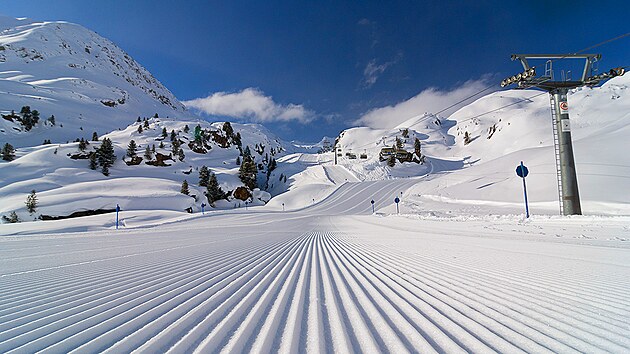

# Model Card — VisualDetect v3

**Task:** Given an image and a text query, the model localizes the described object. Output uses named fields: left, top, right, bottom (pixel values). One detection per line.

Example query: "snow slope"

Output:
left=401, top=74, right=630, bottom=216
left=0, top=118, right=286, bottom=222
left=0, top=15, right=193, bottom=147
left=0, top=182, right=628, bottom=352
left=330, top=73, right=630, bottom=216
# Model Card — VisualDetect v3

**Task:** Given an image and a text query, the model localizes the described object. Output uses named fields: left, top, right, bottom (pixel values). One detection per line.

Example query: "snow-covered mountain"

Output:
left=0, top=15, right=193, bottom=147
left=331, top=74, right=630, bottom=215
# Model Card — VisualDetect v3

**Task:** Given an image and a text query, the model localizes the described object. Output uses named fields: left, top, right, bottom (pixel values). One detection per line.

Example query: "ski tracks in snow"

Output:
left=0, top=228, right=628, bottom=353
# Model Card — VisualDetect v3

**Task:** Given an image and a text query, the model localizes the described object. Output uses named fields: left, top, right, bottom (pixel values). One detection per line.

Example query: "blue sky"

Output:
left=3, top=0, right=630, bottom=141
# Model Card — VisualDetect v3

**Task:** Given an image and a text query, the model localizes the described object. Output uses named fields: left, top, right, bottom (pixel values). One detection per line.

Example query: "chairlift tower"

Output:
left=502, top=54, right=625, bottom=215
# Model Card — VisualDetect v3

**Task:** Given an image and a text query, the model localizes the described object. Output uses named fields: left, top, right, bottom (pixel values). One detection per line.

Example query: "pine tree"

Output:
left=143, top=119, right=149, bottom=129
left=151, top=144, right=156, bottom=153
left=20, top=106, right=35, bottom=131
left=170, top=129, right=177, bottom=141
left=267, top=158, right=277, bottom=176
left=222, top=121, right=234, bottom=137
left=161, top=127, right=168, bottom=138
left=25, top=190, right=37, bottom=214
left=206, top=172, right=225, bottom=203
left=243, top=145, right=251, bottom=158
left=233, top=132, right=242, bottom=147
left=387, top=154, right=396, bottom=167
left=183, top=125, right=190, bottom=133
left=178, top=148, right=185, bottom=161
left=48, top=115, right=55, bottom=126
left=97, top=138, right=116, bottom=176
left=180, top=180, right=190, bottom=195
left=78, top=138, right=87, bottom=151
left=194, top=125, right=202, bottom=143
left=199, top=166, right=210, bottom=187
left=89, top=152, right=97, bottom=170
left=126, top=140, right=137, bottom=157
left=159, top=141, right=164, bottom=149
left=171, top=139, right=180, bottom=157
left=32, top=109, right=40, bottom=126
left=239, top=155, right=258, bottom=190
left=414, top=137, right=422, bottom=155
left=2, top=211, right=20, bottom=223
left=144, top=146, right=152, bottom=160
left=235, top=156, right=241, bottom=165
left=464, top=131, right=471, bottom=145
left=1, top=143, right=16, bottom=161
left=137, top=125, right=143, bottom=134
left=92, top=131, right=99, bottom=141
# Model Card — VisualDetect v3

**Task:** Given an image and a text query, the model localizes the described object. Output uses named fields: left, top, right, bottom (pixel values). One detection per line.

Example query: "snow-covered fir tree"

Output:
left=25, top=190, right=37, bottom=214
left=97, top=138, right=116, bottom=176
left=1, top=143, right=15, bottom=161
left=180, top=180, right=189, bottom=195
left=199, top=166, right=209, bottom=187
left=126, top=140, right=137, bottom=157
left=239, top=155, right=258, bottom=190
left=206, top=172, right=225, bottom=204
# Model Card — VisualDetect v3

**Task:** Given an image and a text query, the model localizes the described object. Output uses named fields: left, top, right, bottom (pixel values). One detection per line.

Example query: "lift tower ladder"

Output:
left=548, top=94, right=564, bottom=215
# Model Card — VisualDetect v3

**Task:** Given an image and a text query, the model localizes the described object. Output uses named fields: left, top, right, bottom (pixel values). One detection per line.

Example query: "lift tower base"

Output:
left=550, top=88, right=581, bottom=215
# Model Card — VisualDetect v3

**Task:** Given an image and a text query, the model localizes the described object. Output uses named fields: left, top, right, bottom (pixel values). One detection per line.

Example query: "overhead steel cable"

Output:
left=453, top=91, right=548, bottom=125
left=432, top=82, right=498, bottom=116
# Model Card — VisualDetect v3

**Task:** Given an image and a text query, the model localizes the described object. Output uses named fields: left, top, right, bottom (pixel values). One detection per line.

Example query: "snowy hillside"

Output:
left=403, top=74, right=630, bottom=216
left=333, top=113, right=446, bottom=181
left=0, top=117, right=287, bottom=222
left=0, top=15, right=193, bottom=147
left=305, top=73, right=630, bottom=216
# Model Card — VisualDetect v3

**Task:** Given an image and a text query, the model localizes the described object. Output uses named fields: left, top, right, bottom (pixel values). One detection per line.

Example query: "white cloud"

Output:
left=355, top=78, right=496, bottom=129
left=362, top=59, right=392, bottom=88
left=361, top=52, right=403, bottom=89
left=184, top=88, right=313, bottom=123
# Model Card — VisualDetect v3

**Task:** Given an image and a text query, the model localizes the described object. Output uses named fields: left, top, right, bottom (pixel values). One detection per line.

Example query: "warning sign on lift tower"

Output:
left=559, top=101, right=568, bottom=111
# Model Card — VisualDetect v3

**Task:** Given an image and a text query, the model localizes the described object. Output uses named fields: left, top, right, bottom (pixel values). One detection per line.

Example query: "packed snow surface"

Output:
left=1, top=178, right=629, bottom=353
left=1, top=14, right=630, bottom=352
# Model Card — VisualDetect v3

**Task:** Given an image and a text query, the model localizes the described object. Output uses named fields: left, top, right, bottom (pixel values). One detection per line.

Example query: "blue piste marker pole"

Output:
left=371, top=199, right=375, bottom=213
left=521, top=162, right=530, bottom=218
left=115, top=204, right=120, bottom=230
left=394, top=197, right=400, bottom=214
left=201, top=203, right=206, bottom=215
left=516, top=161, right=530, bottom=218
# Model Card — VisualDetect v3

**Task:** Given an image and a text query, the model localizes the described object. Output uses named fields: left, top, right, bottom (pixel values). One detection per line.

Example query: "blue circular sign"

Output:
left=370, top=200, right=375, bottom=204
left=516, top=164, right=529, bottom=178
left=394, top=197, right=400, bottom=204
